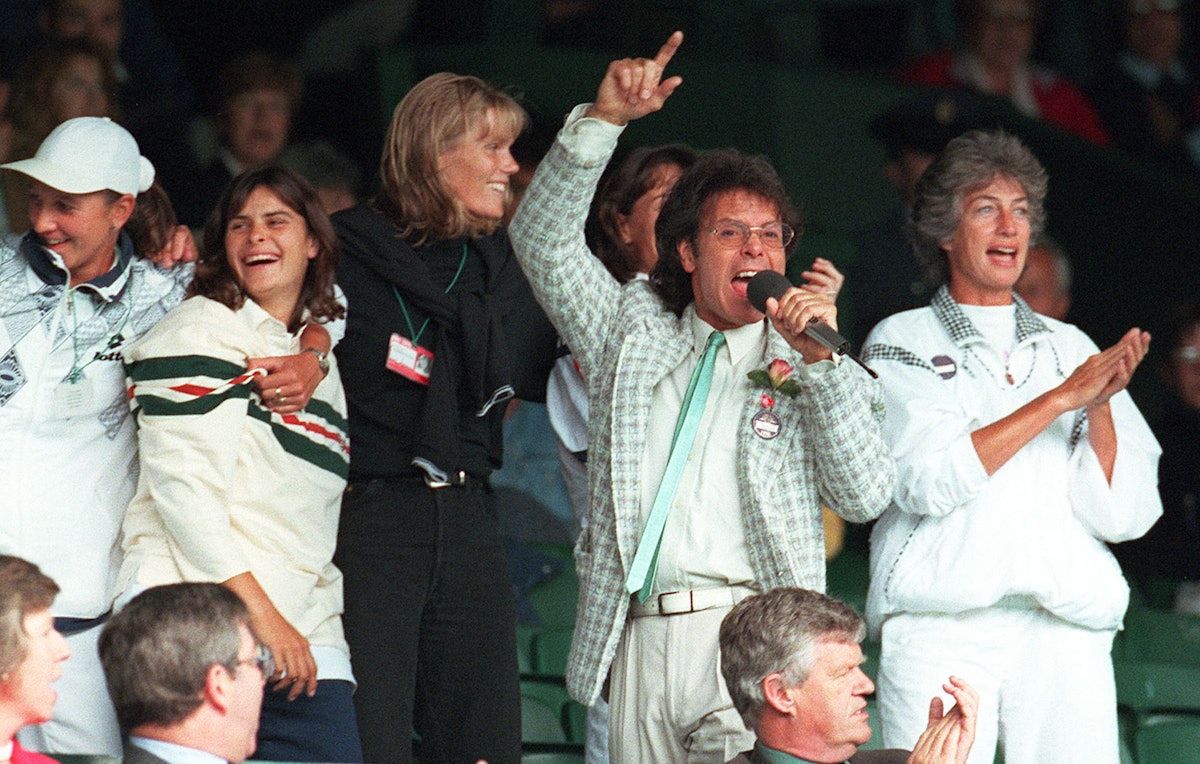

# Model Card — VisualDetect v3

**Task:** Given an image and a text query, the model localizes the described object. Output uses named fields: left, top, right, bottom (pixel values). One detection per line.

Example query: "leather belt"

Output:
left=628, top=585, right=757, bottom=618
left=55, top=609, right=112, bottom=636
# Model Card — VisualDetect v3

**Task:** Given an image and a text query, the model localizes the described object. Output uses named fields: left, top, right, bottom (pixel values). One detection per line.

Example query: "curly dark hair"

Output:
left=190, top=166, right=343, bottom=331
left=650, top=149, right=801, bottom=316
left=591, top=144, right=697, bottom=283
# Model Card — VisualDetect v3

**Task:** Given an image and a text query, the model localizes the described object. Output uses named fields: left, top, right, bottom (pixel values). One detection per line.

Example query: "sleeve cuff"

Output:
left=559, top=103, right=624, bottom=161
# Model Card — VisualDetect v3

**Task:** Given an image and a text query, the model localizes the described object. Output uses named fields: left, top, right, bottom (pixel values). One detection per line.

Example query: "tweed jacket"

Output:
left=508, top=114, right=896, bottom=705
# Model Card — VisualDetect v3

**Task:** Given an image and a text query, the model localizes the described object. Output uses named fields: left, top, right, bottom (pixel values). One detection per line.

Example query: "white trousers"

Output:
left=877, top=606, right=1118, bottom=764
left=17, top=625, right=121, bottom=757
left=608, top=603, right=755, bottom=764
left=585, top=697, right=610, bottom=764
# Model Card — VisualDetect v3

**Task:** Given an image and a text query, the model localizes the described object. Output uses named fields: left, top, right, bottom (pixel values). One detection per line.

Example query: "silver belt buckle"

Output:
left=423, top=473, right=451, bottom=489
left=656, top=590, right=694, bottom=616
left=423, top=470, right=466, bottom=489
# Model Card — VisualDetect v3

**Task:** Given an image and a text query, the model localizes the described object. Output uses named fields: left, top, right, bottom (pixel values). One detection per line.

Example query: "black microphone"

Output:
left=747, top=271, right=849, bottom=353
left=746, top=270, right=877, bottom=378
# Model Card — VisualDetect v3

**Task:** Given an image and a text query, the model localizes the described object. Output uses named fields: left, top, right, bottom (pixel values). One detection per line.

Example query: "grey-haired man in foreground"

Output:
left=720, top=587, right=977, bottom=764
left=99, top=583, right=268, bottom=764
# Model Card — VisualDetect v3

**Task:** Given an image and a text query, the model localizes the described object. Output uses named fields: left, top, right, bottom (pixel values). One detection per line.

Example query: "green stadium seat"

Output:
left=1134, top=715, right=1200, bottom=764
left=1116, top=660, right=1200, bottom=715
left=520, top=677, right=583, bottom=745
left=516, top=622, right=539, bottom=674
left=563, top=699, right=589, bottom=746
left=1118, top=608, right=1200, bottom=669
left=530, top=625, right=575, bottom=677
left=522, top=692, right=568, bottom=744
left=525, top=569, right=579, bottom=628
left=826, top=546, right=870, bottom=614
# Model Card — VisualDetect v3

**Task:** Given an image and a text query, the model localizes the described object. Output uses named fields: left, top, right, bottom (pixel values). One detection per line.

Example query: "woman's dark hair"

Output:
left=650, top=148, right=801, bottom=317
left=124, top=180, right=178, bottom=257
left=191, top=166, right=343, bottom=330
left=591, top=144, right=697, bottom=283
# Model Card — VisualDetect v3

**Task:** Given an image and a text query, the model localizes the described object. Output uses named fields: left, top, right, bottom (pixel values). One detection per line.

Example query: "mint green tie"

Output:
left=624, top=330, right=726, bottom=603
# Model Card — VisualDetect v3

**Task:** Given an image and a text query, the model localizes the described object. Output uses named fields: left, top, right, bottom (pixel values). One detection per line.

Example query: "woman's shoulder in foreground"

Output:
left=125, top=296, right=247, bottom=363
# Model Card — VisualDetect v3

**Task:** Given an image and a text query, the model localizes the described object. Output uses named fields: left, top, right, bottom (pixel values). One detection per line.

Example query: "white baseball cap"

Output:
left=0, top=117, right=155, bottom=196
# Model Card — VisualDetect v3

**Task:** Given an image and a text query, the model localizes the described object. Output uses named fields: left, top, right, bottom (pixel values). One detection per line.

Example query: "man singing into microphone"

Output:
left=509, top=33, right=894, bottom=762
left=862, top=130, right=1161, bottom=764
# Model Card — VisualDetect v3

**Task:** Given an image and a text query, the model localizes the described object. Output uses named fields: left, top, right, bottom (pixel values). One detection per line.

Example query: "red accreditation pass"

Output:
left=386, top=333, right=434, bottom=385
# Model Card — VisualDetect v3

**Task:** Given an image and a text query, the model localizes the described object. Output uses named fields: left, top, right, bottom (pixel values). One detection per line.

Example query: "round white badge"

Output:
left=751, top=409, right=781, bottom=439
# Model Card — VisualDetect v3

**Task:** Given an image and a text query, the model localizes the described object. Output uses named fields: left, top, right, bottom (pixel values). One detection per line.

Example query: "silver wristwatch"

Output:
left=303, top=347, right=330, bottom=377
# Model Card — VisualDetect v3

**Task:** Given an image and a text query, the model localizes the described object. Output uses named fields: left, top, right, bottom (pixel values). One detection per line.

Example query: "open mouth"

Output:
left=244, top=253, right=279, bottom=267
left=39, top=235, right=69, bottom=252
left=732, top=269, right=764, bottom=297
left=988, top=246, right=1018, bottom=262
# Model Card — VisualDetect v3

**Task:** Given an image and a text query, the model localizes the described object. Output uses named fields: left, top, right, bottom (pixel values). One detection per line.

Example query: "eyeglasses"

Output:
left=236, top=643, right=275, bottom=680
left=1175, top=346, right=1200, bottom=365
left=708, top=220, right=795, bottom=250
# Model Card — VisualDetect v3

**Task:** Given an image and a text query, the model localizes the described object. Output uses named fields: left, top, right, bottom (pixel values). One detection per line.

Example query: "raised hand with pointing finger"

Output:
left=586, top=31, right=683, bottom=126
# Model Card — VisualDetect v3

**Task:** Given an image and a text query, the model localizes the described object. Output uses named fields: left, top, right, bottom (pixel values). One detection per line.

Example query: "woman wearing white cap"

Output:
left=0, top=117, right=331, bottom=758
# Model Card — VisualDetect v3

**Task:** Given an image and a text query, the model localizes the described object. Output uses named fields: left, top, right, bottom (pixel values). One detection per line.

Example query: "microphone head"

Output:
left=746, top=270, right=793, bottom=313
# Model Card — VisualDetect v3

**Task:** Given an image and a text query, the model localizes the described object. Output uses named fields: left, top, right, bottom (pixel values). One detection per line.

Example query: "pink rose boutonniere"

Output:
left=748, top=359, right=799, bottom=439
left=748, top=358, right=802, bottom=408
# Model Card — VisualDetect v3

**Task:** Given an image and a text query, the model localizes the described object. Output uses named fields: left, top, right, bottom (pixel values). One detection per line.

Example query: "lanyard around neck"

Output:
left=67, top=288, right=130, bottom=383
left=392, top=241, right=468, bottom=347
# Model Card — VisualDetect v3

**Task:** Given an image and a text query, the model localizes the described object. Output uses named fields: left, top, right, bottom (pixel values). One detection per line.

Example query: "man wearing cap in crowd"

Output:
left=846, top=92, right=983, bottom=346
left=0, top=117, right=333, bottom=757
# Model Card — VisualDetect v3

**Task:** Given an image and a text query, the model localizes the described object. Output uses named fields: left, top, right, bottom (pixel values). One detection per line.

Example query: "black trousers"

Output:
left=335, top=476, right=521, bottom=764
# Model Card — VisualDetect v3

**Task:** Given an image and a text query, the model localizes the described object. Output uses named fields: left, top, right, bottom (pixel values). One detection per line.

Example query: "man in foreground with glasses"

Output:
left=510, top=32, right=894, bottom=762
left=98, top=583, right=268, bottom=764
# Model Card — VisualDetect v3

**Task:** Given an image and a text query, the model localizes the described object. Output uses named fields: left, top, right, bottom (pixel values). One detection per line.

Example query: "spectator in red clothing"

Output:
left=902, top=0, right=1111, bottom=145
